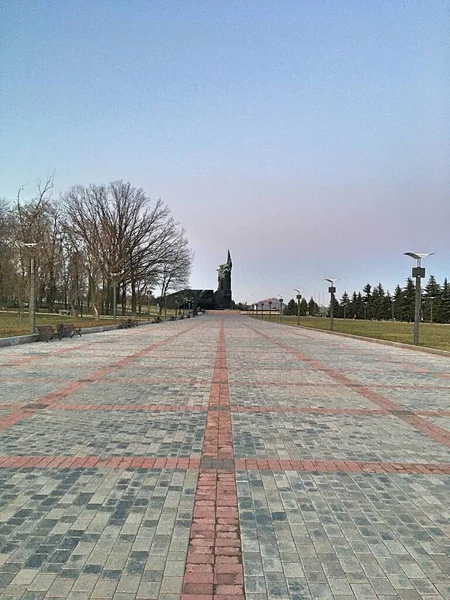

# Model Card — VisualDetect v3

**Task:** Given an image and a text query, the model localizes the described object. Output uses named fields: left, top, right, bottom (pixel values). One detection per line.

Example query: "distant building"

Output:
left=254, top=297, right=281, bottom=310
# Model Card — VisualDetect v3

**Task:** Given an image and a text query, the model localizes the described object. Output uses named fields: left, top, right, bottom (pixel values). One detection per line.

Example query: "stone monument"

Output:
left=214, top=250, right=233, bottom=309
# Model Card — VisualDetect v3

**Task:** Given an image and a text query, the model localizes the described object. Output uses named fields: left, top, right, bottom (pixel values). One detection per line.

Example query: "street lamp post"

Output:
left=268, top=300, right=272, bottom=321
left=325, top=279, right=337, bottom=332
left=404, top=252, right=434, bottom=345
left=260, top=302, right=264, bottom=320
left=294, top=289, right=302, bottom=326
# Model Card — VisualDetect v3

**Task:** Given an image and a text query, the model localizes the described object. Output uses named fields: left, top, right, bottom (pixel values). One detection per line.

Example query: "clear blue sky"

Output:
left=2, top=1, right=449, bottom=304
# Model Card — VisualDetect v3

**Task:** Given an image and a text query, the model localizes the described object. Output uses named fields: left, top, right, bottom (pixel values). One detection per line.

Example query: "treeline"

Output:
left=0, top=177, right=192, bottom=318
left=285, top=278, right=450, bottom=323
left=283, top=297, right=322, bottom=317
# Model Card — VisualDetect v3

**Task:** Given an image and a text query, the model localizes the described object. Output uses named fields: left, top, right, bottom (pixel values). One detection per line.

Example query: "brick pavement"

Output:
left=0, top=315, right=449, bottom=599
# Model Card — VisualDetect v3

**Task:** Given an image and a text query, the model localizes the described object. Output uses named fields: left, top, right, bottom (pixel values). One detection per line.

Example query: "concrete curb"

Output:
left=289, top=323, right=450, bottom=358
left=0, top=333, right=39, bottom=348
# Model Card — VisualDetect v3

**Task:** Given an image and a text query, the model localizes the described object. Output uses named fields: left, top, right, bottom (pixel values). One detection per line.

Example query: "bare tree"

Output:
left=158, top=230, right=193, bottom=314
left=62, top=181, right=192, bottom=318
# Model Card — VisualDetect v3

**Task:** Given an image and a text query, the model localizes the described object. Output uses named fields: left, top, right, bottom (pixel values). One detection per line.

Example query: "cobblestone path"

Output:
left=0, top=314, right=449, bottom=600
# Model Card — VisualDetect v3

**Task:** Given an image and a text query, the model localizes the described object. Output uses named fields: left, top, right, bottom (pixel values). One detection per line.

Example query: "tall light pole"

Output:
left=294, top=288, right=302, bottom=326
left=23, top=243, right=38, bottom=333
left=277, top=295, right=283, bottom=323
left=111, top=272, right=121, bottom=324
left=404, top=253, right=434, bottom=345
left=325, top=279, right=337, bottom=332
left=268, top=300, right=272, bottom=321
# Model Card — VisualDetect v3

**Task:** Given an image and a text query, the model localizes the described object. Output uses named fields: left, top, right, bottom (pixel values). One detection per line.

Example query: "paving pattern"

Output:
left=0, top=314, right=449, bottom=600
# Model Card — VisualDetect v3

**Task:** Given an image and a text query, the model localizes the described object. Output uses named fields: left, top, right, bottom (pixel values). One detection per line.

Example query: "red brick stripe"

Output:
left=245, top=324, right=450, bottom=449
left=0, top=455, right=448, bottom=476
left=53, top=404, right=208, bottom=412
left=182, top=322, right=245, bottom=600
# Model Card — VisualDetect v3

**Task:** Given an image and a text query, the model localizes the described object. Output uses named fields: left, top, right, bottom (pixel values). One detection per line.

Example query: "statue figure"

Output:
left=215, top=250, right=232, bottom=308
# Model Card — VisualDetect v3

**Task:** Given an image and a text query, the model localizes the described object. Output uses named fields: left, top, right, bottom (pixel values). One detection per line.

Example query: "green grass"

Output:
left=0, top=308, right=178, bottom=339
left=251, top=315, right=450, bottom=352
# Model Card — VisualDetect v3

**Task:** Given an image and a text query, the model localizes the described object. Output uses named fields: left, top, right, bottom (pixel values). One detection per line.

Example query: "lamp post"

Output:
left=22, top=243, right=38, bottom=333
left=110, top=272, right=121, bottom=324
left=325, top=279, right=337, bottom=332
left=278, top=295, right=283, bottom=324
left=268, top=300, right=272, bottom=321
left=294, top=288, right=302, bottom=326
left=404, top=252, right=434, bottom=345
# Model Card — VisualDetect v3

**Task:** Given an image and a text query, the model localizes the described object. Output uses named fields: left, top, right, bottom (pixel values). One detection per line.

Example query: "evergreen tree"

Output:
left=424, top=275, right=441, bottom=323
left=340, top=291, right=350, bottom=318
left=300, top=297, right=308, bottom=316
left=441, top=278, right=450, bottom=324
left=393, top=285, right=403, bottom=321
left=362, top=283, right=372, bottom=319
left=284, top=298, right=297, bottom=316
left=371, top=283, right=385, bottom=320
left=383, top=291, right=393, bottom=321
left=402, top=278, right=416, bottom=322
left=308, top=297, right=318, bottom=316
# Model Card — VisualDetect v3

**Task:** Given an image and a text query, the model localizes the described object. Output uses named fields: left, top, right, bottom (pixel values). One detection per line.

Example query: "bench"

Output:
left=120, top=318, right=139, bottom=328
left=57, top=323, right=82, bottom=339
left=37, top=325, right=56, bottom=342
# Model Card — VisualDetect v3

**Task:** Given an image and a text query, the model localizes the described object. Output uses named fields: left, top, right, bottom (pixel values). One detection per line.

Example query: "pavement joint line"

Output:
left=7, top=401, right=450, bottom=418
left=182, top=321, right=245, bottom=600
left=3, top=375, right=450, bottom=389
left=0, top=455, right=449, bottom=474
left=245, top=322, right=450, bottom=449
left=0, top=322, right=202, bottom=432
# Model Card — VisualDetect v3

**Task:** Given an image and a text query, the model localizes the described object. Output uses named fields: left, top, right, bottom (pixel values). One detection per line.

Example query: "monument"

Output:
left=163, top=250, right=233, bottom=311
left=214, top=250, right=233, bottom=309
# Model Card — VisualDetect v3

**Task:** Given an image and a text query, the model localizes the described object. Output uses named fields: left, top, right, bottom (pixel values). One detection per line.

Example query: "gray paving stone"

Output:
left=1, top=315, right=450, bottom=600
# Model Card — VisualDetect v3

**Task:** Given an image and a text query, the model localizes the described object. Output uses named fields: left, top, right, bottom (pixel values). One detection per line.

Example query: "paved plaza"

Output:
left=0, top=314, right=449, bottom=600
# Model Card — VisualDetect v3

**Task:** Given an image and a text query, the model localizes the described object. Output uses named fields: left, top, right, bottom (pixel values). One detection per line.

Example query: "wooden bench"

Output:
left=57, top=323, right=82, bottom=339
left=120, top=318, right=139, bottom=328
left=37, top=325, right=56, bottom=342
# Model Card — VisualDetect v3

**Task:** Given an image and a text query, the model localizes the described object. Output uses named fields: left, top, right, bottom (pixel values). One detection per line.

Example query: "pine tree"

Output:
left=384, top=291, right=393, bottom=321
left=402, top=278, right=416, bottom=322
left=284, top=298, right=297, bottom=316
left=363, top=283, right=372, bottom=319
left=340, top=291, right=350, bottom=319
left=300, top=298, right=308, bottom=316
left=371, top=283, right=385, bottom=320
left=424, top=275, right=441, bottom=323
left=441, top=279, right=450, bottom=324
left=308, top=297, right=318, bottom=316
left=393, top=285, right=403, bottom=321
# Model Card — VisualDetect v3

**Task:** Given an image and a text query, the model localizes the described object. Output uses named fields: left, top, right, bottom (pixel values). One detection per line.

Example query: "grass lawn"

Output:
left=0, top=308, right=177, bottom=339
left=252, top=315, right=450, bottom=352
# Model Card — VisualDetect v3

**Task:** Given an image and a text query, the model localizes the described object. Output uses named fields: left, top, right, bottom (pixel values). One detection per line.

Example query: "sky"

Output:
left=2, top=1, right=449, bottom=305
